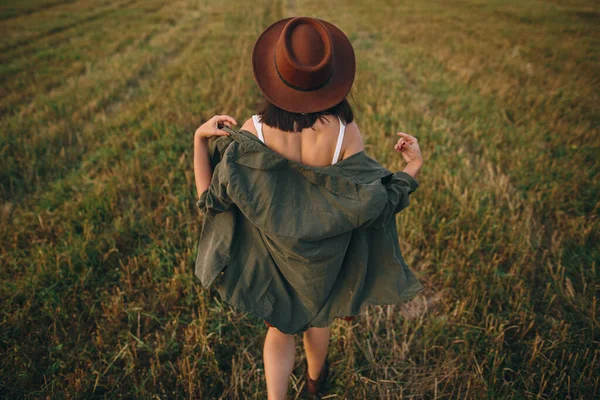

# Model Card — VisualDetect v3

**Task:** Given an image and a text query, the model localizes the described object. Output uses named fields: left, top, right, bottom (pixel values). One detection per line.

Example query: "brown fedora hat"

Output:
left=252, top=17, right=356, bottom=113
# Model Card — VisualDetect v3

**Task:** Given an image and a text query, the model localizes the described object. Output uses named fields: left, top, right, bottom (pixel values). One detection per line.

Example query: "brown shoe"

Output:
left=303, top=356, right=329, bottom=398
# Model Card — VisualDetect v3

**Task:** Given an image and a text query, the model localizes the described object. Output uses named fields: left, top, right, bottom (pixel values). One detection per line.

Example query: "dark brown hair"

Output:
left=257, top=96, right=354, bottom=133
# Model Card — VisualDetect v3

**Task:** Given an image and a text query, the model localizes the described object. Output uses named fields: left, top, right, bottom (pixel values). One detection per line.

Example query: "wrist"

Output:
left=408, top=158, right=423, bottom=168
left=194, top=133, right=209, bottom=143
left=402, top=159, right=422, bottom=180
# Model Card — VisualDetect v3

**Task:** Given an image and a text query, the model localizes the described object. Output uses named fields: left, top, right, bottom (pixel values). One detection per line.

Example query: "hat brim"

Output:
left=252, top=18, right=356, bottom=113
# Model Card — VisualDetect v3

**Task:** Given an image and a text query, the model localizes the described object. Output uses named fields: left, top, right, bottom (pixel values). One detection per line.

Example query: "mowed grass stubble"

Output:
left=0, top=0, right=598, bottom=398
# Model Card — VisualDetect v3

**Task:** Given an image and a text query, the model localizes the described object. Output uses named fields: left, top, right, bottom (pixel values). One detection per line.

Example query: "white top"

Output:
left=251, top=114, right=346, bottom=165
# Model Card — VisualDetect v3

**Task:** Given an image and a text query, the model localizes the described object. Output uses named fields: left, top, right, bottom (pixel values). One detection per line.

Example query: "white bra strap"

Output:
left=331, top=117, right=346, bottom=164
left=252, top=114, right=265, bottom=143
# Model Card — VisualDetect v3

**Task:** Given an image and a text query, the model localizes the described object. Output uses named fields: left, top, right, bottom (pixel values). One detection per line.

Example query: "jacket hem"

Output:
left=306, top=282, right=426, bottom=330
left=209, top=279, right=425, bottom=335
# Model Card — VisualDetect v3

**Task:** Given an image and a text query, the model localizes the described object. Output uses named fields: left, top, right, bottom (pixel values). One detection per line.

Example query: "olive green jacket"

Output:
left=195, top=127, right=424, bottom=334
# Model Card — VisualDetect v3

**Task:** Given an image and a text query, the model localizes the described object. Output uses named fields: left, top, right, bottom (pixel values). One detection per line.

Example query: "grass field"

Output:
left=1, top=0, right=598, bottom=398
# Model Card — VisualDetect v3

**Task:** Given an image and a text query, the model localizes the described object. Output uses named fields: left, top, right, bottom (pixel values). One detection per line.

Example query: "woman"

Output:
left=193, top=17, right=424, bottom=400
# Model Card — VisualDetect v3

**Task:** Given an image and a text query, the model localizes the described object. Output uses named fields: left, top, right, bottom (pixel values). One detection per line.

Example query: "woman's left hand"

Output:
left=194, top=115, right=238, bottom=140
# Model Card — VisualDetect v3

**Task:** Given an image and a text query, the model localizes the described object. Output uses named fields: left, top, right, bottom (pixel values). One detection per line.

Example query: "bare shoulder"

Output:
left=341, top=120, right=365, bottom=160
left=241, top=117, right=258, bottom=137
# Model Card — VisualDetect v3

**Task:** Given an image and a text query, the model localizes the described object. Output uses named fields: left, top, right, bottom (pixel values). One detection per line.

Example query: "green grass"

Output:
left=1, top=0, right=598, bottom=398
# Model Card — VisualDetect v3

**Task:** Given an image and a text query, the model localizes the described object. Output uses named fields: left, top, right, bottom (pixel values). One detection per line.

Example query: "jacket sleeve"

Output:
left=196, top=135, right=234, bottom=218
left=383, top=170, right=419, bottom=215
left=196, top=173, right=233, bottom=218
left=364, top=170, right=419, bottom=229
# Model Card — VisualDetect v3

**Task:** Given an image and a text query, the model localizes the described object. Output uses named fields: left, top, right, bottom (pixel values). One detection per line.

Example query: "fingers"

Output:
left=213, top=114, right=238, bottom=126
left=394, top=140, right=403, bottom=150
left=394, top=139, right=407, bottom=152
left=396, top=132, right=417, bottom=143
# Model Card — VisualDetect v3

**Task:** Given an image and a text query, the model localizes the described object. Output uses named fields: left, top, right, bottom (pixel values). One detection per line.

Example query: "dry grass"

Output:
left=1, top=0, right=598, bottom=398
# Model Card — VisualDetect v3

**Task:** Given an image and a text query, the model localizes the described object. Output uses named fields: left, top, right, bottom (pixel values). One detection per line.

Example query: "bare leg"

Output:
left=302, top=327, right=330, bottom=380
left=264, top=326, right=296, bottom=400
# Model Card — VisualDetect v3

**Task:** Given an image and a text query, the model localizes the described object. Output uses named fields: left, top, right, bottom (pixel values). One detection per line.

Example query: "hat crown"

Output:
left=275, top=17, right=334, bottom=91
left=289, top=24, right=325, bottom=66
left=252, top=16, right=355, bottom=113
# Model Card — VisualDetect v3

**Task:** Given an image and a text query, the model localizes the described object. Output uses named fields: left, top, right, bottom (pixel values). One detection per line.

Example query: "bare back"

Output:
left=241, top=115, right=365, bottom=167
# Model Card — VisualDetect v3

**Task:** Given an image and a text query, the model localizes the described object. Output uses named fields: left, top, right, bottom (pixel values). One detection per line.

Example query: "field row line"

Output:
left=1, top=0, right=139, bottom=54
left=0, top=0, right=175, bottom=115
left=0, top=0, right=79, bottom=22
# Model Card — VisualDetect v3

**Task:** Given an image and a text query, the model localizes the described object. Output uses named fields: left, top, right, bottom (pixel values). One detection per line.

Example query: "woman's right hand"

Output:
left=394, top=132, right=423, bottom=165
left=194, top=115, right=238, bottom=141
